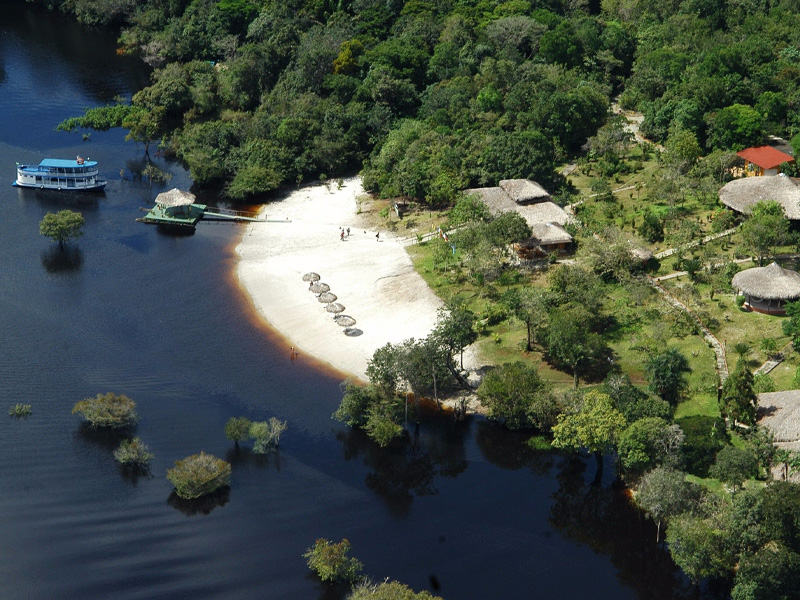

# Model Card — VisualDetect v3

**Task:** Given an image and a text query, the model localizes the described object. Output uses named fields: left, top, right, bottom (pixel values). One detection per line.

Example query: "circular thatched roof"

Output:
left=719, top=176, right=800, bottom=219
left=155, top=188, right=196, bottom=207
left=732, top=262, right=800, bottom=300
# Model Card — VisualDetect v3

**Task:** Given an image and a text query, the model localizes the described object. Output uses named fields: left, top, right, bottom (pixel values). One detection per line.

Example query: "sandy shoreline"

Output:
left=235, top=177, right=458, bottom=381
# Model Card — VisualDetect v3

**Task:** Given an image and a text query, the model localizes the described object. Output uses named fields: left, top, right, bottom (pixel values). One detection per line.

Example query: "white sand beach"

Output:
left=235, top=177, right=460, bottom=381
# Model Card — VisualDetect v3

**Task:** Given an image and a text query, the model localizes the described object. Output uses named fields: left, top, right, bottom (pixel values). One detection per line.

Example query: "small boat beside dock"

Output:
left=137, top=188, right=264, bottom=230
left=14, top=156, right=106, bottom=191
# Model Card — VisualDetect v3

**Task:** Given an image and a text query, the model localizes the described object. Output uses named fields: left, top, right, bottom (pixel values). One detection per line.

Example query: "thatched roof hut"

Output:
left=528, top=222, right=572, bottom=245
left=462, top=185, right=573, bottom=256
left=465, top=187, right=517, bottom=214
left=464, top=188, right=573, bottom=228
left=523, top=201, right=573, bottom=227
left=155, top=188, right=196, bottom=208
left=498, top=179, right=551, bottom=204
left=719, top=176, right=800, bottom=219
left=732, top=262, right=800, bottom=314
left=757, top=390, right=800, bottom=450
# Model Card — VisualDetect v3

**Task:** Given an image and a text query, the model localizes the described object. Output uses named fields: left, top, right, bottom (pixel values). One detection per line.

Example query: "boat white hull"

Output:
left=14, top=158, right=106, bottom=191
left=13, top=179, right=107, bottom=191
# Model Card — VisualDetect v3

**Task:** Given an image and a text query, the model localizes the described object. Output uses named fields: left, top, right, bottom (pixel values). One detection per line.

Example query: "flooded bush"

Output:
left=72, top=393, right=137, bottom=429
left=350, top=579, right=443, bottom=599
left=303, top=538, right=363, bottom=583
left=225, top=416, right=252, bottom=446
left=9, top=403, right=32, bottom=417
left=113, top=437, right=154, bottom=467
left=167, top=452, right=231, bottom=500
left=249, top=418, right=287, bottom=453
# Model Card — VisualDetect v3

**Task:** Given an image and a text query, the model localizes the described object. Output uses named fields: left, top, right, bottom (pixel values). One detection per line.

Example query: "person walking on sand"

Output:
left=347, top=227, right=350, bottom=237
left=340, top=230, right=344, bottom=241
left=376, top=232, right=380, bottom=241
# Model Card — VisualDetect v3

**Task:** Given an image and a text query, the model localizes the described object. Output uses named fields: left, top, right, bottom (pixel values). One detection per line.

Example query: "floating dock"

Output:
left=137, top=203, right=264, bottom=229
left=136, top=189, right=267, bottom=230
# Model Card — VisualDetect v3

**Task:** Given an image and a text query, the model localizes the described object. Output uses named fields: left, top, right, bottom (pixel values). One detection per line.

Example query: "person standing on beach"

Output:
left=376, top=232, right=380, bottom=241
left=347, top=227, right=350, bottom=237
left=340, top=230, right=344, bottom=241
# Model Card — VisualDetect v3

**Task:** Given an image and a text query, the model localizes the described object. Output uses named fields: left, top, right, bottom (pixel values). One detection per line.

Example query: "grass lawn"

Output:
left=400, top=140, right=800, bottom=428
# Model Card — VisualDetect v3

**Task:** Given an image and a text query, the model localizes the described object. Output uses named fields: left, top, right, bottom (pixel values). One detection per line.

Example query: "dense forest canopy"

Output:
left=38, top=0, right=800, bottom=202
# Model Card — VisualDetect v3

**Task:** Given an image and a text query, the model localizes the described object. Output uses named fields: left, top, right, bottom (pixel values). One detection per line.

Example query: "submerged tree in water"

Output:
left=39, top=210, right=85, bottom=249
left=72, top=392, right=137, bottom=429
left=167, top=452, right=231, bottom=500
left=303, top=538, right=363, bottom=584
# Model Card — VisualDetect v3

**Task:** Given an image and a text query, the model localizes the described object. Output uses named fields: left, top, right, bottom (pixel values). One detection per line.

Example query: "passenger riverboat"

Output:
left=13, top=157, right=106, bottom=191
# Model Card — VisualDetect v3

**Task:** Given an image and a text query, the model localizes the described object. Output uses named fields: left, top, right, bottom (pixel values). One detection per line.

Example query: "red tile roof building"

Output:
left=736, top=146, right=795, bottom=175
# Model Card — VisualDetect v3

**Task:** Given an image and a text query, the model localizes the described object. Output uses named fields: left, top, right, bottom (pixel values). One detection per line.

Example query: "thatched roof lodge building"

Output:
left=464, top=179, right=573, bottom=256
left=757, top=390, right=800, bottom=451
left=731, top=262, right=800, bottom=314
left=498, top=179, right=551, bottom=204
left=719, top=175, right=800, bottom=220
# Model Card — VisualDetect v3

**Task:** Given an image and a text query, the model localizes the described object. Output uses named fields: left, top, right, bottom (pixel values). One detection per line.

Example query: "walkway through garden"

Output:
left=647, top=277, right=729, bottom=382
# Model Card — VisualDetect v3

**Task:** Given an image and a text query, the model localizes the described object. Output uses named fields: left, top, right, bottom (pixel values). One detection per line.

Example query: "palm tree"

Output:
left=682, top=258, right=703, bottom=282
left=733, top=342, right=751, bottom=361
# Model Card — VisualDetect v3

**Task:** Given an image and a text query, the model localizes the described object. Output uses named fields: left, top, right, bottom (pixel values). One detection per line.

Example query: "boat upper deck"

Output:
left=19, top=158, right=99, bottom=174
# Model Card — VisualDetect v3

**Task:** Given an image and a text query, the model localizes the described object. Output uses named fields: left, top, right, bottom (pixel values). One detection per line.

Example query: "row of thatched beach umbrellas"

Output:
left=302, top=272, right=357, bottom=332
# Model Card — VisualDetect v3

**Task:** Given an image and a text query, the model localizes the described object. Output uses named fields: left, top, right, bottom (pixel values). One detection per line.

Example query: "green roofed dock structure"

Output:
left=137, top=188, right=265, bottom=230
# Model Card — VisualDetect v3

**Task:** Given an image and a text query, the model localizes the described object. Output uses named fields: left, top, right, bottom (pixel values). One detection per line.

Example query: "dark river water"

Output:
left=0, top=4, right=700, bottom=599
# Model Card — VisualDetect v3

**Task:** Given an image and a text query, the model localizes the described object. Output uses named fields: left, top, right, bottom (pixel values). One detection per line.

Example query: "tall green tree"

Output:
left=552, top=390, right=626, bottom=475
left=635, top=466, right=697, bottom=544
left=732, top=544, right=800, bottom=600
left=618, top=417, right=684, bottom=476
left=433, top=301, right=477, bottom=373
left=545, top=306, right=612, bottom=389
left=477, top=362, right=558, bottom=431
left=666, top=504, right=737, bottom=584
left=707, top=104, right=764, bottom=151
left=719, top=363, right=757, bottom=427
left=784, top=300, right=800, bottom=349
left=710, top=446, right=759, bottom=491
left=502, top=286, right=549, bottom=352
left=740, top=201, right=790, bottom=265
left=644, top=348, right=691, bottom=406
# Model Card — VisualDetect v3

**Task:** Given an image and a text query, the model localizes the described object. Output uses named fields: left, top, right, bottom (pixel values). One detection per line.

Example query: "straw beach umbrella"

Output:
left=326, top=303, right=345, bottom=315
left=302, top=272, right=320, bottom=282
left=309, top=282, right=330, bottom=294
left=317, top=292, right=338, bottom=303
left=334, top=315, right=355, bottom=327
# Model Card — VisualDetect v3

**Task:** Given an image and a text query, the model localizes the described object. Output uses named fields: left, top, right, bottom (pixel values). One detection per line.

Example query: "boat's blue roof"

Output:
left=39, top=158, right=98, bottom=167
